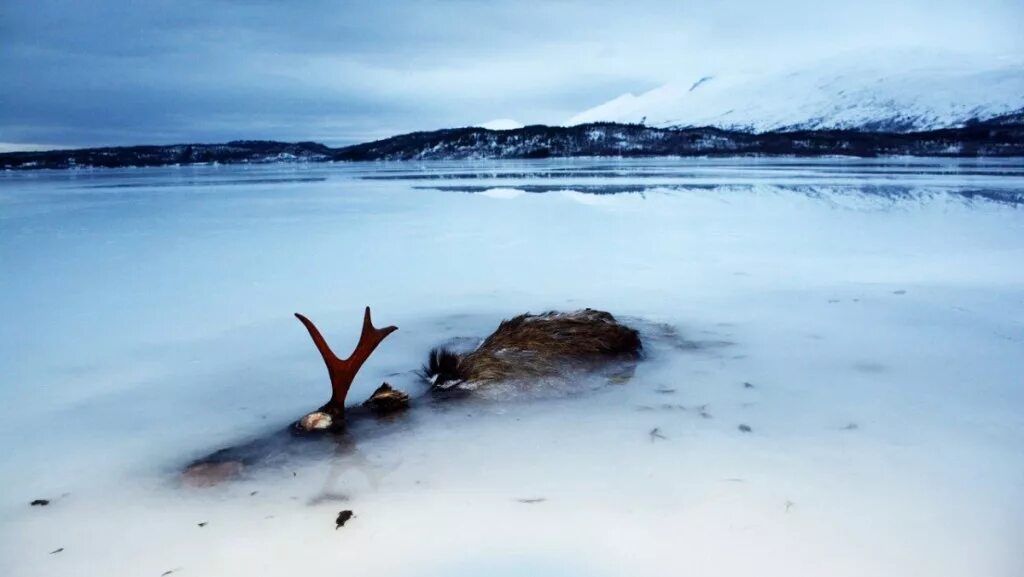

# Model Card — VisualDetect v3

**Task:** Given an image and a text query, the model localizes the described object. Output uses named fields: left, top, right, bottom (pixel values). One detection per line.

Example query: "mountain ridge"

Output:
left=3, top=114, right=1023, bottom=170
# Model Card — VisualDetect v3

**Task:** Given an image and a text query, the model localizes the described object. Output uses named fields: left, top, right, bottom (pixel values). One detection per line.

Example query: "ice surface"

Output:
left=1, top=158, right=1023, bottom=577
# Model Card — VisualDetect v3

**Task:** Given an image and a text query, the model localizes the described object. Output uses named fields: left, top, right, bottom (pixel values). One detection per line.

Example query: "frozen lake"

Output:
left=1, top=158, right=1023, bottom=577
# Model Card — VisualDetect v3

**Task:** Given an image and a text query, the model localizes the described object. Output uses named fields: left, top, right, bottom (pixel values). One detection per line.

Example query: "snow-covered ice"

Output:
left=0, top=158, right=1022, bottom=577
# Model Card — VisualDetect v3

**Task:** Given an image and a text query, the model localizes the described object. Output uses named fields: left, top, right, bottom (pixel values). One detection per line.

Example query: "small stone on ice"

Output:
left=335, top=510, right=354, bottom=529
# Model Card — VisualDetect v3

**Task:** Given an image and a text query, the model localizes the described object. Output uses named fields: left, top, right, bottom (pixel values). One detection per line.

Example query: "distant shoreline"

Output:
left=3, top=116, right=1023, bottom=170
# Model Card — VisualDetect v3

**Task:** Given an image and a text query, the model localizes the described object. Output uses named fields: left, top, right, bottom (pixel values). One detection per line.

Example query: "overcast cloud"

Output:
left=1, top=0, right=1021, bottom=149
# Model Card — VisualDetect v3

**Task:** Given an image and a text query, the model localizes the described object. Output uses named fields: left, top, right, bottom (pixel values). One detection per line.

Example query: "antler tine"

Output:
left=295, top=307, right=398, bottom=417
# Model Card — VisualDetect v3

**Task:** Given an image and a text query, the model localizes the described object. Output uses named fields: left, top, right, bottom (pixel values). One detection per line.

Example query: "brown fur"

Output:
left=362, top=382, right=410, bottom=414
left=428, top=309, right=641, bottom=389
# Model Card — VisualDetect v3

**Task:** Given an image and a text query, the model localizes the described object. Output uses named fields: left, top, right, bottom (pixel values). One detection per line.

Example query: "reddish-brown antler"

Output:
left=295, top=307, right=397, bottom=417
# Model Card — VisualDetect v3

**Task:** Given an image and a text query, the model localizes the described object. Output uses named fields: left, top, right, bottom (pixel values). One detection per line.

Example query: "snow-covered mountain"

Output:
left=568, top=54, right=1024, bottom=133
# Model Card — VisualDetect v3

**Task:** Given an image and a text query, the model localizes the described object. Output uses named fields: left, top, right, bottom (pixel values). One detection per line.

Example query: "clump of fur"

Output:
left=362, top=382, right=411, bottom=414
left=424, top=309, right=641, bottom=390
left=424, top=347, right=465, bottom=389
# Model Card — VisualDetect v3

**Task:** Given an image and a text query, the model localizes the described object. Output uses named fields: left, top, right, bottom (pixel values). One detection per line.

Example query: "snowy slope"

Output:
left=568, top=54, right=1024, bottom=132
left=477, top=118, right=525, bottom=130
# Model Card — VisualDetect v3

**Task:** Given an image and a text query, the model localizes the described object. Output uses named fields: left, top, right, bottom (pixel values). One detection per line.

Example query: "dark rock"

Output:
left=335, top=510, right=354, bottom=529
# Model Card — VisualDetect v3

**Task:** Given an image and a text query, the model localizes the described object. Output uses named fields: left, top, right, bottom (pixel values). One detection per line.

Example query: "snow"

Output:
left=478, top=187, right=526, bottom=199
left=568, top=52, right=1024, bottom=132
left=0, top=158, right=1022, bottom=577
left=478, top=118, right=525, bottom=131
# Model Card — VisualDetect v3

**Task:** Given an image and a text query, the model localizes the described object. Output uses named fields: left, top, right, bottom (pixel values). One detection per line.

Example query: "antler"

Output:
left=295, top=307, right=398, bottom=417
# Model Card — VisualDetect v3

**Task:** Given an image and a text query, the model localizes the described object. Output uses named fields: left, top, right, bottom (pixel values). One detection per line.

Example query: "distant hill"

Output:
left=0, top=141, right=333, bottom=170
left=3, top=116, right=1023, bottom=170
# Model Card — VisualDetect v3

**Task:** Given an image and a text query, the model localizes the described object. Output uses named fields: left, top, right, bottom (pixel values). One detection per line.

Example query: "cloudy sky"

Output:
left=1, top=0, right=1021, bottom=150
